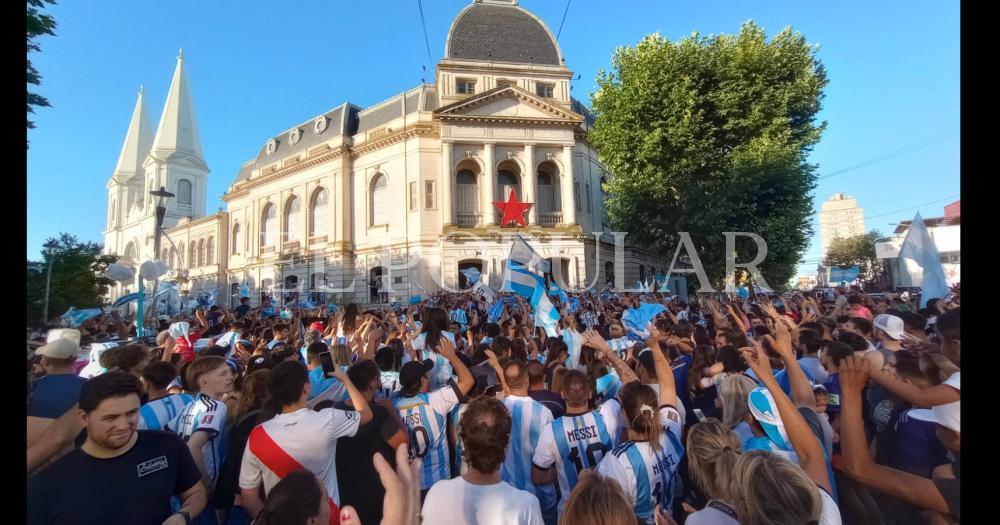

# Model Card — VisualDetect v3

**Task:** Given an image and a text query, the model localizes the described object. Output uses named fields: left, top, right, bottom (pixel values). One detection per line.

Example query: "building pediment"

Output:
left=434, top=86, right=583, bottom=125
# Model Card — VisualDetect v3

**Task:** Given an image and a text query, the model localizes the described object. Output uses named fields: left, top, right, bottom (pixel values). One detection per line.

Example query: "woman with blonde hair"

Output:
left=560, top=470, right=639, bottom=525
left=332, top=343, right=352, bottom=372
left=717, top=373, right=759, bottom=444
left=684, top=420, right=743, bottom=524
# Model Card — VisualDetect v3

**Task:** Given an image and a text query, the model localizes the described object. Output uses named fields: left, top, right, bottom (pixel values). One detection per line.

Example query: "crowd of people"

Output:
left=26, top=285, right=960, bottom=524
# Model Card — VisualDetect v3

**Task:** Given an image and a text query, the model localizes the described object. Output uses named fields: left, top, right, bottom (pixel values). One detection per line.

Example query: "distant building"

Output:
left=819, top=193, right=866, bottom=256
left=795, top=275, right=818, bottom=290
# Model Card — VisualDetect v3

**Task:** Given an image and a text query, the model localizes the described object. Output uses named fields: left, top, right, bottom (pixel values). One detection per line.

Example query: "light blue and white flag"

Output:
left=297, top=298, right=317, bottom=309
left=898, top=212, right=951, bottom=307
left=112, top=293, right=141, bottom=308
left=548, top=280, right=569, bottom=305
left=473, top=281, right=496, bottom=303
left=531, top=283, right=561, bottom=337
left=61, top=307, right=103, bottom=327
left=501, top=261, right=541, bottom=298
left=239, top=283, right=251, bottom=298
left=509, top=234, right=551, bottom=274
left=460, top=267, right=481, bottom=286
left=622, top=302, right=666, bottom=340
left=487, top=296, right=519, bottom=323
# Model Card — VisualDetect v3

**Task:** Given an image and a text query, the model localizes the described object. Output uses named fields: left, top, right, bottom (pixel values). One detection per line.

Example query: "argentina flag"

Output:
left=501, top=261, right=542, bottom=298
left=112, top=292, right=141, bottom=308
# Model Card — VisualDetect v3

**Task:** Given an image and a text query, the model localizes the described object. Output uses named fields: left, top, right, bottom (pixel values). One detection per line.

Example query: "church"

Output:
left=103, top=0, right=676, bottom=306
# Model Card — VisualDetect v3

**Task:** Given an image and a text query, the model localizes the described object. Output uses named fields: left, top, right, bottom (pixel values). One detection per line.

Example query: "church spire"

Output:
left=112, top=86, right=153, bottom=182
left=149, top=50, right=205, bottom=164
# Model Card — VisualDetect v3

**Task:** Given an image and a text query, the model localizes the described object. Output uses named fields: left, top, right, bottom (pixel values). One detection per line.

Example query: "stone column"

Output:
left=561, top=145, right=577, bottom=225
left=523, top=144, right=536, bottom=225
left=483, top=143, right=496, bottom=226
left=441, top=142, right=453, bottom=226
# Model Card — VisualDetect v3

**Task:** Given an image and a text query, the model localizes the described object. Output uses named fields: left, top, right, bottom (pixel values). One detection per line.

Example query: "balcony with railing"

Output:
left=457, top=212, right=481, bottom=227
left=539, top=212, right=562, bottom=227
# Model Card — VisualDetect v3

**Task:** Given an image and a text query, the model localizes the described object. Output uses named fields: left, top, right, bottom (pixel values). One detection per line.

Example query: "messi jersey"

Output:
left=412, top=332, right=456, bottom=390
left=393, top=382, right=462, bottom=489
left=502, top=396, right=557, bottom=511
left=596, top=370, right=623, bottom=403
left=597, top=405, right=684, bottom=524
left=532, top=399, right=621, bottom=515
left=166, top=393, right=228, bottom=485
left=138, top=393, right=194, bottom=431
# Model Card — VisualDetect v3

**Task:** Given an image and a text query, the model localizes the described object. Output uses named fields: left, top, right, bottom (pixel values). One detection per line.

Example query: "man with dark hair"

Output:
left=500, top=359, right=558, bottom=521
left=335, top=360, right=409, bottom=525
left=797, top=329, right=828, bottom=384
left=899, top=311, right=929, bottom=341
left=304, top=341, right=345, bottom=407
left=483, top=322, right=501, bottom=345
left=422, top=396, right=544, bottom=524
left=234, top=297, right=252, bottom=321
left=527, top=360, right=564, bottom=418
left=267, top=323, right=291, bottom=350
left=532, top=367, right=624, bottom=516
left=28, top=372, right=207, bottom=525
left=393, top=336, right=474, bottom=495
left=239, top=360, right=371, bottom=520
left=138, top=361, right=194, bottom=430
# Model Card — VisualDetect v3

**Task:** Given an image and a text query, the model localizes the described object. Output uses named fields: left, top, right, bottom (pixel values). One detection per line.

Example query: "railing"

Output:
left=539, top=212, right=562, bottom=227
left=457, top=212, right=481, bottom=227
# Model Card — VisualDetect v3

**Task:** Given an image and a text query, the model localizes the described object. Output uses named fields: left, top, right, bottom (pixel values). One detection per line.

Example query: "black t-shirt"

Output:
left=212, top=409, right=264, bottom=509
left=529, top=388, right=566, bottom=419
left=334, top=402, right=402, bottom=525
left=234, top=304, right=251, bottom=320
left=28, top=430, right=201, bottom=525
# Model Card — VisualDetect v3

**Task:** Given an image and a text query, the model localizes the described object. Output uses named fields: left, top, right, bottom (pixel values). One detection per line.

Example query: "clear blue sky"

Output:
left=27, top=0, right=960, bottom=280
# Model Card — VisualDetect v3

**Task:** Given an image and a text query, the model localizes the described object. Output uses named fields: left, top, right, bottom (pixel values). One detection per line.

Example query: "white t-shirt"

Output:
left=421, top=477, right=544, bottom=525
left=239, top=407, right=361, bottom=505
left=819, top=485, right=843, bottom=525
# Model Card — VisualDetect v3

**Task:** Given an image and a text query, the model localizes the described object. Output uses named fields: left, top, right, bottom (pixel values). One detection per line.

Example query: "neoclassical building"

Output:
left=104, top=0, right=676, bottom=306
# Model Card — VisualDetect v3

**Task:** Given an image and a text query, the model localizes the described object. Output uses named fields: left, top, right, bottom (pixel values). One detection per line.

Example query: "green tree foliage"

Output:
left=589, top=22, right=827, bottom=289
left=27, top=0, right=57, bottom=134
left=823, top=230, right=883, bottom=284
left=27, top=234, right=116, bottom=326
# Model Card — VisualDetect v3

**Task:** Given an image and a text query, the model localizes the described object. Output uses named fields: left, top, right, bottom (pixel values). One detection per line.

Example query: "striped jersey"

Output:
left=138, top=393, right=194, bottom=431
left=165, top=393, right=228, bottom=486
left=532, top=399, right=622, bottom=515
left=596, top=370, right=623, bottom=403
left=411, top=331, right=457, bottom=390
left=563, top=330, right=584, bottom=371
left=607, top=337, right=637, bottom=357
left=581, top=311, right=600, bottom=330
left=378, top=370, right=401, bottom=401
left=451, top=404, right=470, bottom=477
left=502, top=395, right=557, bottom=511
left=597, top=405, right=685, bottom=524
left=393, top=382, right=463, bottom=489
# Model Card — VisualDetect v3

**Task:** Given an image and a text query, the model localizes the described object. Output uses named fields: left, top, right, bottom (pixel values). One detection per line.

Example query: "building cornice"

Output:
left=349, top=124, right=438, bottom=159
left=223, top=145, right=351, bottom=202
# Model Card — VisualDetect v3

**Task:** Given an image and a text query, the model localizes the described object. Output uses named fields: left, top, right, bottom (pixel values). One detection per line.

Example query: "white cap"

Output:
left=46, top=328, right=81, bottom=345
left=932, top=401, right=960, bottom=433
left=36, top=337, right=80, bottom=359
left=873, top=314, right=905, bottom=340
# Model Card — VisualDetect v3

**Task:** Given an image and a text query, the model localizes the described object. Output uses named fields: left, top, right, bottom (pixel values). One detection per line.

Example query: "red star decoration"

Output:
left=493, top=190, right=533, bottom=227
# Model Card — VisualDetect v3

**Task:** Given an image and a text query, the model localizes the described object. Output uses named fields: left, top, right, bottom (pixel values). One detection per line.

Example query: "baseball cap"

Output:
left=36, top=337, right=80, bottom=359
left=748, top=387, right=793, bottom=451
left=309, top=322, right=325, bottom=332
left=399, top=359, right=434, bottom=391
left=636, top=348, right=656, bottom=373
left=931, top=401, right=960, bottom=433
left=812, top=383, right=829, bottom=394
left=873, top=314, right=905, bottom=340
left=47, top=328, right=81, bottom=345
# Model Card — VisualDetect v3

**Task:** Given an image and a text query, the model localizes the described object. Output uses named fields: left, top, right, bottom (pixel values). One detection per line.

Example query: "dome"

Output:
left=445, top=0, right=562, bottom=66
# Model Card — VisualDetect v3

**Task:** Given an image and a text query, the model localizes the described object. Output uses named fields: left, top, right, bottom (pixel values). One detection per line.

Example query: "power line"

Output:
left=416, top=0, right=434, bottom=68
left=863, top=194, right=960, bottom=220
left=817, top=129, right=959, bottom=180
left=556, top=0, right=572, bottom=41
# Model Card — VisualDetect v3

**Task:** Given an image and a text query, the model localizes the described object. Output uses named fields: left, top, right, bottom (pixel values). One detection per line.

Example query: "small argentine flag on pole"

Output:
left=501, top=261, right=540, bottom=298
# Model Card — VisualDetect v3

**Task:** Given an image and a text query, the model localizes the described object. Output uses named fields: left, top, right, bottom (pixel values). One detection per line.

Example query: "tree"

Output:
left=26, top=233, right=116, bottom=326
left=589, top=22, right=827, bottom=289
left=823, top=230, right=883, bottom=285
left=27, top=0, right=57, bottom=136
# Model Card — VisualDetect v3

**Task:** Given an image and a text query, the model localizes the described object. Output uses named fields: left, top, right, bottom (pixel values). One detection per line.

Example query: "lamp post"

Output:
left=145, top=186, right=174, bottom=330
left=41, top=245, right=58, bottom=325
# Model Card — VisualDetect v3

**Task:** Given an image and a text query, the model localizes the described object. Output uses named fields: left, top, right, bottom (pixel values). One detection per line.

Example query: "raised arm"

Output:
left=766, top=319, right=815, bottom=409
left=582, top=329, right=639, bottom=385
left=438, top=336, right=474, bottom=395
left=740, top=344, right=831, bottom=494
left=838, top=356, right=953, bottom=514
left=646, top=323, right=677, bottom=407
left=332, top=369, right=373, bottom=425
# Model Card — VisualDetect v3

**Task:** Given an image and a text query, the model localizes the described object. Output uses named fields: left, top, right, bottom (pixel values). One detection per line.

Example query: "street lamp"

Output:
left=145, top=186, right=174, bottom=330
left=42, top=245, right=58, bottom=325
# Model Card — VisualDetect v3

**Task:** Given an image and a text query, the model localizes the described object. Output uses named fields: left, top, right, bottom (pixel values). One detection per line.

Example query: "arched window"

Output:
left=188, top=243, right=197, bottom=268
left=206, top=237, right=215, bottom=265
left=161, top=249, right=169, bottom=262
left=261, top=203, right=276, bottom=247
left=177, top=242, right=185, bottom=268
left=370, top=174, right=388, bottom=226
left=168, top=248, right=175, bottom=269
left=198, top=239, right=206, bottom=267
left=536, top=163, right=561, bottom=215
left=284, top=195, right=302, bottom=243
left=177, top=179, right=192, bottom=205
left=124, top=242, right=136, bottom=261
left=456, top=168, right=479, bottom=226
left=497, top=167, right=520, bottom=200
left=310, top=188, right=330, bottom=238
left=605, top=261, right=614, bottom=284
left=638, top=264, right=646, bottom=283
left=232, top=223, right=241, bottom=254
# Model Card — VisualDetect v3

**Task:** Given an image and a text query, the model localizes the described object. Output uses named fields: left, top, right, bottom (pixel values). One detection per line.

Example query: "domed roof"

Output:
left=445, top=0, right=562, bottom=66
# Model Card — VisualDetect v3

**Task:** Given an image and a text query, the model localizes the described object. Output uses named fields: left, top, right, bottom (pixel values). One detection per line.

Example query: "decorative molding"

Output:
left=222, top=146, right=350, bottom=202
left=350, top=124, right=437, bottom=159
